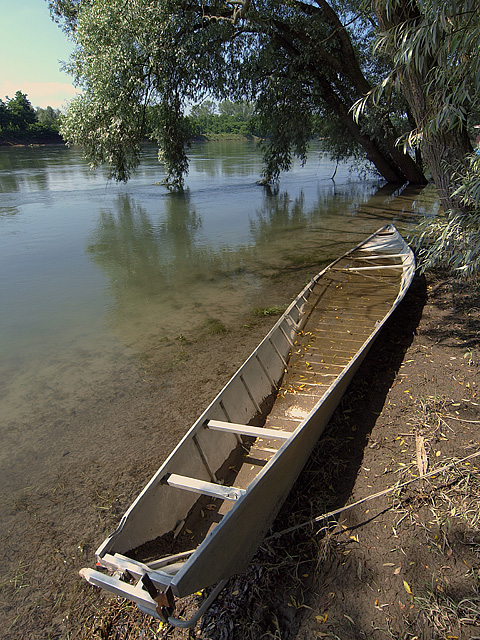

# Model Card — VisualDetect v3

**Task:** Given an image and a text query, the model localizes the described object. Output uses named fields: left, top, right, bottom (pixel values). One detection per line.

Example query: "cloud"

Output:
left=0, top=80, right=80, bottom=110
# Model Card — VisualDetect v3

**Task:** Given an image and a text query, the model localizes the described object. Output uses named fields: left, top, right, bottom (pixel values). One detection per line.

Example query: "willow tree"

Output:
left=49, top=0, right=426, bottom=188
left=358, top=0, right=480, bottom=274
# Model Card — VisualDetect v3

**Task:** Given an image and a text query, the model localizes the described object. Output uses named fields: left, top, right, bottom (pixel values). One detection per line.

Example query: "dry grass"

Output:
left=414, top=575, right=480, bottom=637
left=75, top=598, right=164, bottom=640
left=382, top=388, right=480, bottom=640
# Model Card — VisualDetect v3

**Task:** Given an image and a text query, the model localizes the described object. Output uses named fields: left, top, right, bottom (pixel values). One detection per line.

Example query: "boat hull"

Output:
left=81, top=225, right=416, bottom=617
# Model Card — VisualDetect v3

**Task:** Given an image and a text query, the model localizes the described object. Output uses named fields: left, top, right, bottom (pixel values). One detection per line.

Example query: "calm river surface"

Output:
left=0, top=140, right=436, bottom=494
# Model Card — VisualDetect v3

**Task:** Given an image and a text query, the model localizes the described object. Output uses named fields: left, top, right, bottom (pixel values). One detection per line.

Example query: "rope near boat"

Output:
left=265, top=449, right=480, bottom=542
left=165, top=449, right=480, bottom=627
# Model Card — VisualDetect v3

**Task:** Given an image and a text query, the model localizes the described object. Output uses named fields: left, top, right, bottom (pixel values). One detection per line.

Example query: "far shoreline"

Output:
left=0, top=133, right=64, bottom=147
left=0, top=132, right=260, bottom=148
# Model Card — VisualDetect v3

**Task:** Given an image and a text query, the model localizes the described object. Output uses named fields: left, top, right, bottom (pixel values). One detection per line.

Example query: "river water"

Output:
left=0, top=140, right=437, bottom=493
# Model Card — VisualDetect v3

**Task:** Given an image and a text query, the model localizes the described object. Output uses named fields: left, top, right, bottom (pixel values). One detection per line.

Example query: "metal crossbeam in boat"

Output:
left=166, top=474, right=246, bottom=501
left=303, top=319, right=380, bottom=331
left=307, top=331, right=372, bottom=342
left=100, top=553, right=176, bottom=586
left=294, top=331, right=364, bottom=343
left=328, top=269, right=402, bottom=285
left=311, top=345, right=352, bottom=355
left=294, top=344, right=354, bottom=355
left=308, top=318, right=384, bottom=329
left=280, top=385, right=329, bottom=397
left=302, top=337, right=366, bottom=348
left=286, top=380, right=333, bottom=389
left=313, top=323, right=373, bottom=333
left=316, top=304, right=391, bottom=315
left=206, top=419, right=292, bottom=441
left=291, top=372, right=339, bottom=381
left=294, top=352, right=351, bottom=362
left=335, top=264, right=405, bottom=271
left=294, top=362, right=351, bottom=372
left=292, top=363, right=344, bottom=376
left=312, top=312, right=387, bottom=322
left=291, top=367, right=347, bottom=381
left=297, top=339, right=359, bottom=350
left=307, top=347, right=356, bottom=357
left=80, top=568, right=159, bottom=615
left=350, top=253, right=406, bottom=260
left=292, top=347, right=353, bottom=359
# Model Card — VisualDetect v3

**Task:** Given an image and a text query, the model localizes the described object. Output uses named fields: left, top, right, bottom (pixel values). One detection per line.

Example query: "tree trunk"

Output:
left=374, top=0, right=472, bottom=210
left=274, top=3, right=427, bottom=185
left=315, top=74, right=408, bottom=182
left=398, top=67, right=472, bottom=209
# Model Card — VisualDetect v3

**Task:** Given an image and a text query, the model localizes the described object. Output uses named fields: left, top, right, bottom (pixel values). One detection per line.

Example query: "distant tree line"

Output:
left=183, top=99, right=333, bottom=142
left=0, top=91, right=63, bottom=144
left=172, top=100, right=258, bottom=139
left=0, top=94, right=257, bottom=144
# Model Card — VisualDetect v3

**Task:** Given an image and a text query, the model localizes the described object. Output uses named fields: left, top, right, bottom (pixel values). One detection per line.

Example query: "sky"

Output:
left=0, top=0, right=77, bottom=109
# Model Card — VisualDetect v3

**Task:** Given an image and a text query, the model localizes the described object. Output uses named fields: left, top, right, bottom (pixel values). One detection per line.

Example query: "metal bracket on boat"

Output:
left=166, top=578, right=229, bottom=629
left=141, top=574, right=175, bottom=621
left=136, top=577, right=229, bottom=628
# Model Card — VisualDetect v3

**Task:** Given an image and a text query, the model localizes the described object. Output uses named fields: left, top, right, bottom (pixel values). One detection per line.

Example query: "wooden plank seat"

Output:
left=165, top=474, right=246, bottom=501
left=205, top=419, right=292, bottom=441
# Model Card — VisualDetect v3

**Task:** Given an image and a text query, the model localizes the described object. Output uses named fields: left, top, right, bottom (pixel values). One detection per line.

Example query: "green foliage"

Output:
left=356, top=0, right=480, bottom=274
left=56, top=0, right=243, bottom=187
left=2, top=91, right=37, bottom=130
left=359, top=0, right=480, bottom=143
left=413, top=210, right=480, bottom=278
left=413, top=152, right=480, bottom=277
left=190, top=114, right=253, bottom=137
left=36, top=106, right=62, bottom=129
left=8, top=92, right=37, bottom=130
left=49, top=0, right=424, bottom=188
left=218, top=100, right=253, bottom=120
left=190, top=100, right=217, bottom=119
left=0, top=99, right=9, bottom=129
left=202, top=317, right=228, bottom=334
left=453, top=153, right=480, bottom=210
left=252, top=305, right=285, bottom=317
left=0, top=92, right=62, bottom=143
left=188, top=101, right=255, bottom=138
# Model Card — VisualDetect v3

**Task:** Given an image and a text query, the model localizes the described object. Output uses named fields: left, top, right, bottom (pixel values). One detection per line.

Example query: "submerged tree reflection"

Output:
left=87, top=191, right=201, bottom=299
left=86, top=178, right=431, bottom=348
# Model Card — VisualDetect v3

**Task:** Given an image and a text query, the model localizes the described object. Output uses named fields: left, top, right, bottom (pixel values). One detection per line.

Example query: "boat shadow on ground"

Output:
left=198, top=273, right=428, bottom=640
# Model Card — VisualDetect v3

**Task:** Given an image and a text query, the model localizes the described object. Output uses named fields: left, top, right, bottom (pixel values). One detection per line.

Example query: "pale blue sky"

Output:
left=0, top=0, right=77, bottom=109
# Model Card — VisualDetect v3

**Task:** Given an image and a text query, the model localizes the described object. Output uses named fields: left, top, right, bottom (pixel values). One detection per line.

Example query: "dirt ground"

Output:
left=2, top=268, right=480, bottom=640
